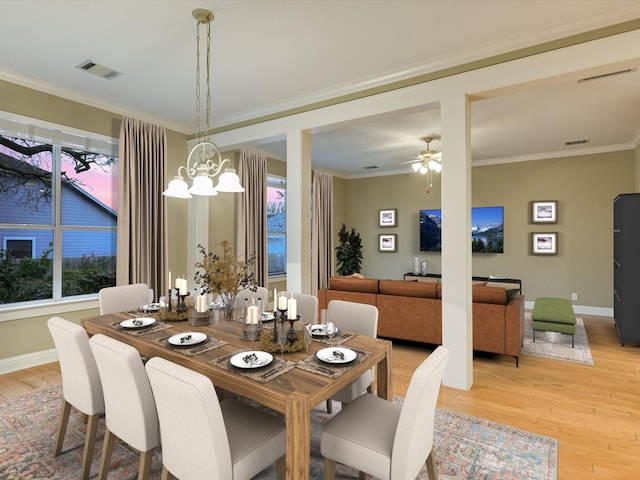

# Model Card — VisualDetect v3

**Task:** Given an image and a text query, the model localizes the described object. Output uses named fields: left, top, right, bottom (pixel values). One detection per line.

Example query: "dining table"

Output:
left=82, top=311, right=393, bottom=480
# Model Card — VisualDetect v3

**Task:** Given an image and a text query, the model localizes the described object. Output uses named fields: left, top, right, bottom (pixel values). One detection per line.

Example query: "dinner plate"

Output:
left=307, top=324, right=339, bottom=338
left=316, top=347, right=356, bottom=364
left=119, top=317, right=156, bottom=329
left=230, top=350, right=274, bottom=369
left=138, top=303, right=159, bottom=312
left=167, top=332, right=208, bottom=347
left=261, top=312, right=275, bottom=322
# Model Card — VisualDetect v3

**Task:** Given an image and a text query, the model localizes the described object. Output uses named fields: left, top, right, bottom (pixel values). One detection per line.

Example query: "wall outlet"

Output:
left=571, top=292, right=578, bottom=301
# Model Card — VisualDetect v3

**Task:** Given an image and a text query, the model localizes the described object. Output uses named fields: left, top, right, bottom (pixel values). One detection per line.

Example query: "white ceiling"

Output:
left=1, top=0, right=640, bottom=177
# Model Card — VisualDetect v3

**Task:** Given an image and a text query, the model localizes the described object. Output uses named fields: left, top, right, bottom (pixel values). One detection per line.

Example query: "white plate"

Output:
left=230, top=351, right=274, bottom=369
left=138, top=303, right=159, bottom=312
left=307, top=324, right=339, bottom=338
left=167, top=332, right=208, bottom=347
left=316, top=347, right=357, bottom=364
left=261, top=312, right=275, bottom=322
left=119, top=317, right=156, bottom=329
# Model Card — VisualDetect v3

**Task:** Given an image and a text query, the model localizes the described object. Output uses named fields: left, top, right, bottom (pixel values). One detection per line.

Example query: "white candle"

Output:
left=168, top=271, right=171, bottom=290
left=178, top=278, right=187, bottom=296
left=278, top=294, right=288, bottom=310
left=197, top=295, right=208, bottom=313
left=247, top=305, right=259, bottom=324
left=287, top=297, right=297, bottom=319
left=273, top=287, right=277, bottom=308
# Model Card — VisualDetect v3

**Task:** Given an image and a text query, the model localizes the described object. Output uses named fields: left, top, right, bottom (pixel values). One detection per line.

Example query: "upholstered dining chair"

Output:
left=325, top=299, right=379, bottom=413
left=98, top=283, right=150, bottom=315
left=89, top=334, right=160, bottom=480
left=47, top=316, right=105, bottom=480
left=234, top=286, right=269, bottom=309
left=145, top=356, right=286, bottom=480
left=281, top=291, right=319, bottom=324
left=321, top=345, right=450, bottom=480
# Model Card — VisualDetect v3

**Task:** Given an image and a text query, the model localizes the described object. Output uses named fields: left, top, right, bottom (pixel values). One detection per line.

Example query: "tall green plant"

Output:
left=335, top=223, right=363, bottom=276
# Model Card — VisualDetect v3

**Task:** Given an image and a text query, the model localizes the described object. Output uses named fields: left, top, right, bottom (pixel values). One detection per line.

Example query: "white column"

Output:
left=440, top=92, right=473, bottom=390
left=286, top=129, right=313, bottom=293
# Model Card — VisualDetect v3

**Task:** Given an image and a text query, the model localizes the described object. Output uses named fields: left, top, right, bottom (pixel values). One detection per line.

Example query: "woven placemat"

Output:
left=110, top=320, right=173, bottom=336
left=296, top=347, right=373, bottom=379
left=209, top=350, right=296, bottom=383
left=311, top=331, right=357, bottom=346
left=150, top=335, right=228, bottom=356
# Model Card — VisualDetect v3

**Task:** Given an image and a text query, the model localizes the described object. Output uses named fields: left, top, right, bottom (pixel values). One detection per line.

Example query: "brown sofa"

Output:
left=318, top=276, right=525, bottom=366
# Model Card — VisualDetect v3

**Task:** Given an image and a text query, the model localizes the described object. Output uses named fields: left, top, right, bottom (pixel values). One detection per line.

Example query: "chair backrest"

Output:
left=47, top=316, right=104, bottom=415
left=391, top=346, right=449, bottom=480
left=234, top=286, right=269, bottom=309
left=327, top=299, right=378, bottom=337
left=145, top=356, right=233, bottom=479
left=281, top=291, right=319, bottom=324
left=89, top=334, right=159, bottom=452
left=98, top=283, right=149, bottom=315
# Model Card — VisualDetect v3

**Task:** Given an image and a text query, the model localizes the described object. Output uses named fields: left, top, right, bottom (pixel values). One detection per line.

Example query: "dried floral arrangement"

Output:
left=194, top=240, right=257, bottom=297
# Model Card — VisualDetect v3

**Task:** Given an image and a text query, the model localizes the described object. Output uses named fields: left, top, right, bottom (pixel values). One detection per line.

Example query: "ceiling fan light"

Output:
left=434, top=163, right=442, bottom=173
left=411, top=162, right=422, bottom=172
left=419, top=165, right=428, bottom=174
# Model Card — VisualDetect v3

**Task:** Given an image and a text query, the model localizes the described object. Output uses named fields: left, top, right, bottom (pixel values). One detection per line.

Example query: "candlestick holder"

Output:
left=272, top=308, right=287, bottom=344
left=176, top=294, right=188, bottom=314
left=287, top=315, right=301, bottom=345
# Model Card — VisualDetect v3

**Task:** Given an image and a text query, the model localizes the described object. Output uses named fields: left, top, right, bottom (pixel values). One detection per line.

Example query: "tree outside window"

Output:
left=267, top=176, right=286, bottom=276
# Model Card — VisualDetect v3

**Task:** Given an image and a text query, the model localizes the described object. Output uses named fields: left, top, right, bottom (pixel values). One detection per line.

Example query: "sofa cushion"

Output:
left=329, top=276, right=379, bottom=294
left=436, top=284, right=508, bottom=305
left=379, top=280, right=437, bottom=299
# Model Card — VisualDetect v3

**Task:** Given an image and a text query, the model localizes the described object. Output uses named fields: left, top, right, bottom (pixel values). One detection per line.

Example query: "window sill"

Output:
left=0, top=297, right=99, bottom=322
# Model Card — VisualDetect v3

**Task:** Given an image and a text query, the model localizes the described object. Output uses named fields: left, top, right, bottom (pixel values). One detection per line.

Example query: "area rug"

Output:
left=0, top=386, right=557, bottom=480
left=521, top=312, right=594, bottom=366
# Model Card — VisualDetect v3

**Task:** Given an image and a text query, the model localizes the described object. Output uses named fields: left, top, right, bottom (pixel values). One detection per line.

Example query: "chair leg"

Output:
left=54, top=400, right=72, bottom=456
left=426, top=450, right=438, bottom=479
left=326, top=399, right=333, bottom=413
left=276, top=455, right=286, bottom=480
left=138, top=449, right=154, bottom=480
left=81, top=413, right=101, bottom=480
left=160, top=467, right=173, bottom=480
left=532, top=330, right=536, bottom=343
left=323, top=458, right=336, bottom=480
left=98, top=428, right=116, bottom=480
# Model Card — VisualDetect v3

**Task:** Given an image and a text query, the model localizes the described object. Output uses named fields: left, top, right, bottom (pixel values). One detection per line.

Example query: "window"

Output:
left=0, top=114, right=118, bottom=306
left=267, top=175, right=286, bottom=276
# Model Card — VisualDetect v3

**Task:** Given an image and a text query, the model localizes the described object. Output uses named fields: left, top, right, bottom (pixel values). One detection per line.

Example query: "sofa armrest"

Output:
left=504, top=294, right=525, bottom=357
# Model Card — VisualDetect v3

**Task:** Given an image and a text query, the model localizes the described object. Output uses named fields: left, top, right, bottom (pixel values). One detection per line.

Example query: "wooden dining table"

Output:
left=82, top=312, right=393, bottom=480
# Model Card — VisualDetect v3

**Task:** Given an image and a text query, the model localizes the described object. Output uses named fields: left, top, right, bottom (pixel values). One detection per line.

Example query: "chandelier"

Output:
left=163, top=8, right=244, bottom=198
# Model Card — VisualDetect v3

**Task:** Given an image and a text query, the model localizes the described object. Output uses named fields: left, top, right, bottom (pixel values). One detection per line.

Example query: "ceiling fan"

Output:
left=401, top=136, right=442, bottom=174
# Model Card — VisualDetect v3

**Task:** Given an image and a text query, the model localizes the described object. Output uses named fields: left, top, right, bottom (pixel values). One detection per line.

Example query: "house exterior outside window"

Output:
left=0, top=115, right=118, bottom=306
left=267, top=175, right=286, bottom=277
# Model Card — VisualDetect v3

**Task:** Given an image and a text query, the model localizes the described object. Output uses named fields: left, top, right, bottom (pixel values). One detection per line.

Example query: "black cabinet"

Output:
left=613, top=193, right=640, bottom=345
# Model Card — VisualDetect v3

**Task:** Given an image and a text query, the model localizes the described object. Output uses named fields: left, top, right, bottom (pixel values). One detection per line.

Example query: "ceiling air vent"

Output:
left=76, top=60, right=122, bottom=80
left=364, top=165, right=378, bottom=170
left=565, top=139, right=590, bottom=146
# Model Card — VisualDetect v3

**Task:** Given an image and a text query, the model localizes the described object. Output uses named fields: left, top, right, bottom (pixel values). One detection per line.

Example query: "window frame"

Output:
left=267, top=174, right=286, bottom=278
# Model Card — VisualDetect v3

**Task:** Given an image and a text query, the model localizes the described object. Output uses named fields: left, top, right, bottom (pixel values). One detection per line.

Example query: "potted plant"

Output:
left=335, top=223, right=363, bottom=276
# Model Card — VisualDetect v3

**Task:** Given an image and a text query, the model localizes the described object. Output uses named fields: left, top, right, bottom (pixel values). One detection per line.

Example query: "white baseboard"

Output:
left=524, top=300, right=613, bottom=317
left=0, top=348, right=58, bottom=375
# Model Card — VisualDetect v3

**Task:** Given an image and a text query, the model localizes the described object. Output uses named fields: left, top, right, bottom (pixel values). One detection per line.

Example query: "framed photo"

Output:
left=379, top=209, right=397, bottom=227
left=531, top=232, right=557, bottom=255
left=378, top=234, right=397, bottom=252
left=530, top=200, right=557, bottom=224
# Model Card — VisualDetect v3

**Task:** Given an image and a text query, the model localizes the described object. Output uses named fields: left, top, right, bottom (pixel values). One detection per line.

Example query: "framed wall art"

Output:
left=530, top=200, right=557, bottom=224
left=379, top=208, right=397, bottom=227
left=378, top=234, right=397, bottom=252
left=531, top=232, right=557, bottom=255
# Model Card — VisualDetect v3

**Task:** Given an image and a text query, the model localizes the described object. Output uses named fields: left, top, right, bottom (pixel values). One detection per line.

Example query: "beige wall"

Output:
left=341, top=150, right=635, bottom=309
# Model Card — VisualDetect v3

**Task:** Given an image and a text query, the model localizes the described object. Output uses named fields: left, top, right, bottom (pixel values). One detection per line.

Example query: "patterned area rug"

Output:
left=521, top=313, right=594, bottom=365
left=0, top=386, right=557, bottom=480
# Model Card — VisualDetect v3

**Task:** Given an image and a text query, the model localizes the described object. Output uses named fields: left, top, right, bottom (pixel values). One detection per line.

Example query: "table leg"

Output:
left=285, top=392, right=310, bottom=480
left=377, top=342, right=393, bottom=401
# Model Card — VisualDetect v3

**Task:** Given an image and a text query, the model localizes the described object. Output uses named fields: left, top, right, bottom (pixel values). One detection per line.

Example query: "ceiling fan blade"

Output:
left=399, top=158, right=422, bottom=165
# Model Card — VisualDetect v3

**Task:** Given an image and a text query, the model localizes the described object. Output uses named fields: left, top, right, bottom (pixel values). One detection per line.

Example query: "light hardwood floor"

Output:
left=2, top=314, right=639, bottom=479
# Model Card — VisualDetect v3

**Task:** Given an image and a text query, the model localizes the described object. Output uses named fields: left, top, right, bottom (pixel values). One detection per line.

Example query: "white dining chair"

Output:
left=98, top=283, right=150, bottom=315
left=89, top=334, right=160, bottom=480
left=281, top=291, right=319, bottom=324
left=47, top=316, right=105, bottom=480
left=325, top=299, right=379, bottom=413
left=321, top=345, right=450, bottom=480
left=234, top=286, right=269, bottom=310
left=145, top=356, right=286, bottom=480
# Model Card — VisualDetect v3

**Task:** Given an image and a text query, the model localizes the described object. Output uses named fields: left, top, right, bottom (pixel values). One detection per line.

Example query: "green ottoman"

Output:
left=532, top=297, right=576, bottom=348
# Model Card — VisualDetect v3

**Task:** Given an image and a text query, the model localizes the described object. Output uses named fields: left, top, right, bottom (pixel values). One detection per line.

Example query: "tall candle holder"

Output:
left=176, top=293, right=188, bottom=314
left=273, top=306, right=288, bottom=344
left=287, top=315, right=301, bottom=345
